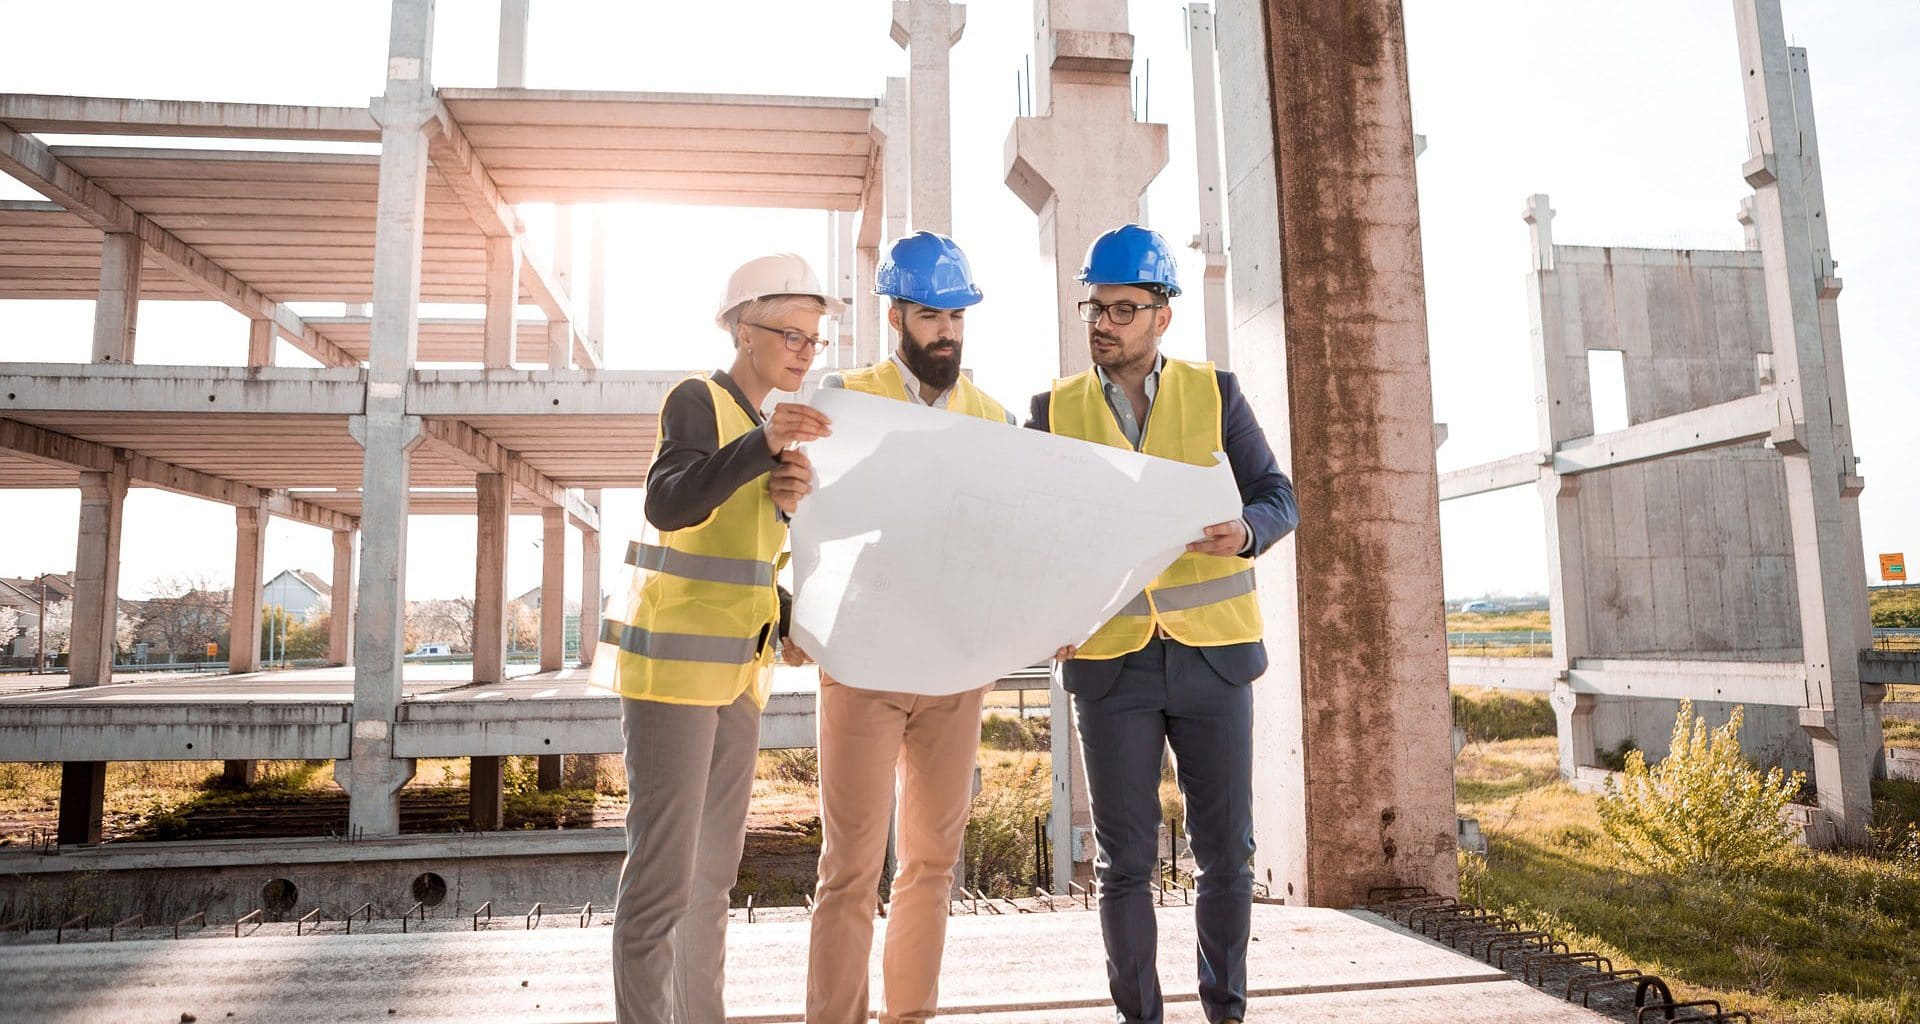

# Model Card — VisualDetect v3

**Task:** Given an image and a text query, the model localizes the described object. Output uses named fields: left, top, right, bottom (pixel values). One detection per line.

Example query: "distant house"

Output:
left=0, top=573, right=73, bottom=659
left=263, top=570, right=332, bottom=622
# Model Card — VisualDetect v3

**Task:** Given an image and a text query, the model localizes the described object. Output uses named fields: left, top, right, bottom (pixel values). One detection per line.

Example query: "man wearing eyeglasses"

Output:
left=803, top=232, right=1017, bottom=1024
left=1025, top=224, right=1298, bottom=1024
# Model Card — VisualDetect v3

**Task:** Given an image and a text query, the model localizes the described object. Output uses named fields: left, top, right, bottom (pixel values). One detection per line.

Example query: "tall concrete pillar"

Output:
left=473, top=472, right=510, bottom=685
left=829, top=212, right=858, bottom=368
left=483, top=235, right=520, bottom=369
left=496, top=0, right=529, bottom=88
left=578, top=489, right=602, bottom=668
left=547, top=206, right=574, bottom=369
left=91, top=232, right=141, bottom=363
left=540, top=506, right=565, bottom=671
left=1185, top=4, right=1231, bottom=369
left=328, top=528, right=357, bottom=666
left=1522, top=196, right=1599, bottom=777
left=229, top=501, right=267, bottom=674
left=1004, top=0, right=1168, bottom=376
left=1047, top=671, right=1093, bottom=893
left=856, top=244, right=883, bottom=365
left=890, top=0, right=965, bottom=233
left=1216, top=0, right=1457, bottom=906
left=343, top=0, right=435, bottom=838
left=68, top=458, right=129, bottom=688
left=57, top=761, right=106, bottom=845
left=247, top=318, right=275, bottom=368
left=1732, top=0, right=1874, bottom=843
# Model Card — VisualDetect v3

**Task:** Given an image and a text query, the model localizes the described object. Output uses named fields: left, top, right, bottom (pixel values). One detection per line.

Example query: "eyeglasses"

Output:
left=745, top=322, right=830, bottom=354
left=1076, top=300, right=1165, bottom=326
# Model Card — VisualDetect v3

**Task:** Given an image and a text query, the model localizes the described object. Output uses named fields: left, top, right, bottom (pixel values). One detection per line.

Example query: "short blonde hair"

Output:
left=726, top=294, right=828, bottom=346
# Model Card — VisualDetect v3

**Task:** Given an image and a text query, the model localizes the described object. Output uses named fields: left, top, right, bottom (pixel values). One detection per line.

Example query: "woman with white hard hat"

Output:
left=593, top=252, right=838, bottom=1024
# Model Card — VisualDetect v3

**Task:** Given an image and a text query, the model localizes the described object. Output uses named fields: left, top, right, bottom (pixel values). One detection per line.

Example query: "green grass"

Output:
left=1452, top=687, right=1558, bottom=744
left=1447, top=608, right=1553, bottom=632
left=1872, top=588, right=1920, bottom=629
left=1459, top=738, right=1920, bottom=1023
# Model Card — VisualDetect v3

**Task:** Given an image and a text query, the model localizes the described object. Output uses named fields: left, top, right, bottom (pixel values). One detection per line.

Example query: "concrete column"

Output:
left=1217, top=0, right=1457, bottom=906
left=222, top=759, right=258, bottom=788
left=342, top=0, right=435, bottom=839
left=890, top=0, right=966, bottom=233
left=229, top=502, right=267, bottom=675
left=328, top=528, right=357, bottom=666
left=1522, top=195, right=1599, bottom=777
left=578, top=489, right=602, bottom=668
left=1186, top=4, right=1231, bottom=369
left=1047, top=672, right=1094, bottom=892
left=483, top=235, right=520, bottom=368
left=540, top=506, right=565, bottom=672
left=1550, top=686, right=1598, bottom=782
left=1732, top=0, right=1873, bottom=845
left=473, top=472, right=510, bottom=685
left=246, top=318, right=275, bottom=367
left=496, top=0, right=529, bottom=87
left=470, top=755, right=505, bottom=830
left=856, top=244, right=883, bottom=366
left=1005, top=1, right=1168, bottom=376
left=830, top=212, right=858, bottom=367
left=537, top=754, right=564, bottom=791
left=57, top=761, right=106, bottom=845
left=91, top=232, right=141, bottom=363
left=68, top=458, right=129, bottom=688
left=881, top=74, right=909, bottom=238
left=587, top=213, right=607, bottom=350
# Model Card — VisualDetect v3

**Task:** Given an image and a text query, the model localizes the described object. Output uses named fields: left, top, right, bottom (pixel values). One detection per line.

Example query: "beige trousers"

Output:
left=806, top=676, right=989, bottom=1024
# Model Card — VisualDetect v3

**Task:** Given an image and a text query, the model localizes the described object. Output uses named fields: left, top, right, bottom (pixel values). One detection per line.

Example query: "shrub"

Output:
left=979, top=712, right=1050, bottom=752
left=1597, top=700, right=1804, bottom=873
left=762, top=748, right=819, bottom=787
left=963, top=754, right=1050, bottom=896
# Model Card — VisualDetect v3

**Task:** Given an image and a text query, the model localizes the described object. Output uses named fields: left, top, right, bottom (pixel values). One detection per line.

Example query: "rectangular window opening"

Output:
left=1587, top=349, right=1629, bottom=435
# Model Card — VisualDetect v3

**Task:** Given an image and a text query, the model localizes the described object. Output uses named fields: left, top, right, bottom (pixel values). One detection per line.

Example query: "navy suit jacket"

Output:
left=1026, top=368, right=1298, bottom=698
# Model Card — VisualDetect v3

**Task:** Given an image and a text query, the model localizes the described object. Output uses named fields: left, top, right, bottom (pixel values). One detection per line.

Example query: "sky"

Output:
left=0, top=0, right=1913, bottom=607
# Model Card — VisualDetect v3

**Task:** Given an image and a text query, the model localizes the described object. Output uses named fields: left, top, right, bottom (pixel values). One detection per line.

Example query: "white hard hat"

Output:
left=714, top=253, right=846, bottom=330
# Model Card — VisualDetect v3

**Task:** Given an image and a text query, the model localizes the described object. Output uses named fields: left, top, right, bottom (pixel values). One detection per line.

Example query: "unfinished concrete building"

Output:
left=1444, top=12, right=1909, bottom=846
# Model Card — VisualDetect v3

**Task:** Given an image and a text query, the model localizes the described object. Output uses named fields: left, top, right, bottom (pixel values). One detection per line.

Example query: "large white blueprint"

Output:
left=789, top=387, right=1243, bottom=695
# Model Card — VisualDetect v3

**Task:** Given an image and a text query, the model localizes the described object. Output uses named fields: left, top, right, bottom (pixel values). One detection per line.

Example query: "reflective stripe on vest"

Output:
left=840, top=358, right=1010, bottom=424
left=625, top=541, right=774, bottom=588
left=589, top=374, right=785, bottom=707
left=599, top=620, right=762, bottom=666
left=1049, top=358, right=1264, bottom=659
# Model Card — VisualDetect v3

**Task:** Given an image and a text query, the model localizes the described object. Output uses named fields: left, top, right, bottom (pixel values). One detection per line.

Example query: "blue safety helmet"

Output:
left=873, top=231, right=984, bottom=309
left=1078, top=223, right=1182, bottom=297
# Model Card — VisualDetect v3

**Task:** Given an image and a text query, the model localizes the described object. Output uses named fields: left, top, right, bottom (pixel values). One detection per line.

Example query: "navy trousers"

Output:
left=1073, top=637, right=1255, bottom=1024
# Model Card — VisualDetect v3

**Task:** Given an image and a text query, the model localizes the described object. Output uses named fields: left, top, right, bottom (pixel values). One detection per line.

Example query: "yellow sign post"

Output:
left=1881, top=553, right=1907, bottom=582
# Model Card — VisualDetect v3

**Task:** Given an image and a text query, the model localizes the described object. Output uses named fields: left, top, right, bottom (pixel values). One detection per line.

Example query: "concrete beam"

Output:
left=328, top=529, right=357, bottom=666
left=1862, top=650, right=1920, bottom=686
left=0, top=416, right=358, bottom=532
left=472, top=472, right=510, bottom=686
left=391, top=691, right=819, bottom=756
left=1568, top=658, right=1807, bottom=706
left=229, top=501, right=267, bottom=675
left=90, top=232, right=140, bottom=364
left=0, top=364, right=367, bottom=416
left=1447, top=656, right=1555, bottom=693
left=0, top=125, right=359, bottom=368
left=1551, top=391, right=1782, bottom=475
left=67, top=459, right=128, bottom=688
left=0, top=94, right=380, bottom=141
left=0, top=704, right=350, bottom=762
left=415, top=417, right=599, bottom=533
left=540, top=507, right=565, bottom=672
left=1437, top=452, right=1540, bottom=501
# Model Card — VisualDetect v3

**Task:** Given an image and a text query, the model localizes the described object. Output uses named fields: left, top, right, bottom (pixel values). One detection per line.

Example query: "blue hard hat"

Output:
left=874, top=231, right=984, bottom=309
left=1078, top=224, right=1182, bottom=297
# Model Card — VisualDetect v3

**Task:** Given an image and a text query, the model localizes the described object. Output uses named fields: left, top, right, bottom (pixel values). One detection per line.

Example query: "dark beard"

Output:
left=900, top=334, right=962, bottom=391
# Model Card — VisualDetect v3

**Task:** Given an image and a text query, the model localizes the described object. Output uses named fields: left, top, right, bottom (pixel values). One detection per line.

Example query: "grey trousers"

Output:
left=1074, top=638, right=1255, bottom=1024
left=613, top=692, right=761, bottom=1024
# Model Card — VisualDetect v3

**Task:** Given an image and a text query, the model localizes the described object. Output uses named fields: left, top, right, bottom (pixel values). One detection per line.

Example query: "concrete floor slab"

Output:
left=0, top=904, right=1609, bottom=1023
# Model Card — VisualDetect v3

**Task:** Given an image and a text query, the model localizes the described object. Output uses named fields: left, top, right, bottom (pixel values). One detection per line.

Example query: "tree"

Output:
left=39, top=601, right=71, bottom=655
left=138, top=574, right=230, bottom=659
left=0, top=605, right=19, bottom=654
left=406, top=598, right=474, bottom=653
left=114, top=609, right=141, bottom=655
left=507, top=599, right=540, bottom=653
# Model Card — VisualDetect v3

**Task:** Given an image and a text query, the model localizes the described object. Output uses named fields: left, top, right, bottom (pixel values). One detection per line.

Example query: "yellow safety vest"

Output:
left=840, top=358, right=1010, bottom=424
left=591, top=375, right=785, bottom=707
left=1048, top=358, right=1262, bottom=659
